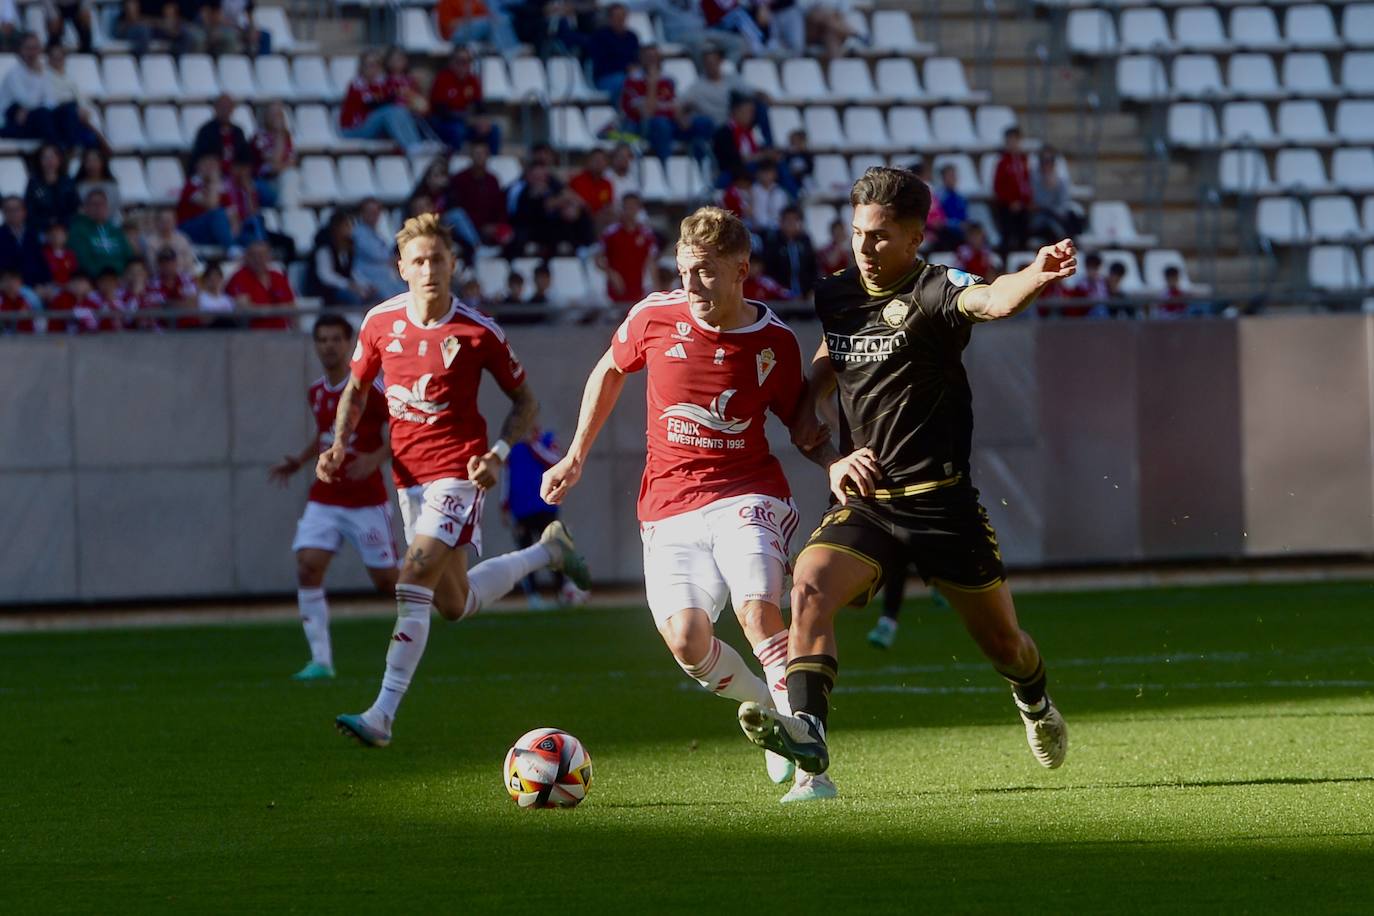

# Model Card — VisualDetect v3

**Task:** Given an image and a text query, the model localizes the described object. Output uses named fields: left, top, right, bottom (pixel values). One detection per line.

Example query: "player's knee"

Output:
left=295, top=558, right=325, bottom=588
left=433, top=596, right=464, bottom=622
left=982, top=627, right=1027, bottom=668
left=789, top=577, right=832, bottom=621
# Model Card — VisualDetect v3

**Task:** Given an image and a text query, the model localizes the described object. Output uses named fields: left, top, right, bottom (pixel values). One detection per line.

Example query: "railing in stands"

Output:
left=971, top=0, right=1000, bottom=97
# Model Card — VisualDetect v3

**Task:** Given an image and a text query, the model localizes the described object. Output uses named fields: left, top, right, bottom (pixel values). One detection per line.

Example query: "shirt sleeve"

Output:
left=481, top=324, right=527, bottom=394
left=609, top=303, right=650, bottom=373
left=932, top=266, right=989, bottom=328
left=767, top=327, right=806, bottom=427
left=351, top=316, right=383, bottom=386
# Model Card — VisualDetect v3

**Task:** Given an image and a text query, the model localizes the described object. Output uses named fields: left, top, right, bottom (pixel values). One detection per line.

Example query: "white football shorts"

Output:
left=639, top=493, right=800, bottom=627
left=396, top=477, right=485, bottom=552
left=291, top=501, right=398, bottom=569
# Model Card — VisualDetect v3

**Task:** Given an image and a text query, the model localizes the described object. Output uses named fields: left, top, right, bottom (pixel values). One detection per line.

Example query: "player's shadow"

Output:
left=970, top=774, right=1374, bottom=794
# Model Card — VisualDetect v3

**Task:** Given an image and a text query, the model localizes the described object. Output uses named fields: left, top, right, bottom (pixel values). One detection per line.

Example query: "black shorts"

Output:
left=799, top=477, right=1005, bottom=605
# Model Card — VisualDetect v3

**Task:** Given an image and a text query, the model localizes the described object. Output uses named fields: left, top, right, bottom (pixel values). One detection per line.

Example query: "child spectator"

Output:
left=46, top=271, right=93, bottom=333
left=528, top=263, right=553, bottom=304
left=720, top=170, right=753, bottom=223
left=936, top=163, right=968, bottom=241
left=503, top=272, right=526, bottom=305
left=123, top=260, right=163, bottom=330
left=90, top=266, right=130, bottom=329
left=955, top=222, right=997, bottom=280
left=749, top=162, right=788, bottom=232
left=197, top=261, right=234, bottom=317
left=150, top=247, right=198, bottom=315
left=0, top=267, right=32, bottom=333
left=42, top=221, right=76, bottom=286
left=1155, top=265, right=1187, bottom=318
left=781, top=129, right=813, bottom=198
left=743, top=259, right=790, bottom=301
left=817, top=219, right=850, bottom=276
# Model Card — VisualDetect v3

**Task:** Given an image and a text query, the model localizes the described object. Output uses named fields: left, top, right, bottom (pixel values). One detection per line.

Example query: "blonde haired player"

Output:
left=322, top=214, right=591, bottom=747
left=542, top=206, right=829, bottom=798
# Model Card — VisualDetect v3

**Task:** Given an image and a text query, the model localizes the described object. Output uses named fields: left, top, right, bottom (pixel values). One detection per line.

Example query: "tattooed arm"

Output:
left=316, top=375, right=368, bottom=483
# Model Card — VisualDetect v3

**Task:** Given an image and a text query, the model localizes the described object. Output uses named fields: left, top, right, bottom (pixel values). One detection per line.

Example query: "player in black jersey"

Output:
left=739, top=167, right=1077, bottom=802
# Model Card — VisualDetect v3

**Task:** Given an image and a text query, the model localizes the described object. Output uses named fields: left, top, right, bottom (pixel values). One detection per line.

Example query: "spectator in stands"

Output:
left=703, top=0, right=765, bottom=55
left=780, top=129, right=812, bottom=198
left=992, top=126, right=1032, bottom=258
left=0, top=266, right=31, bottom=333
left=74, top=148, right=120, bottom=221
left=596, top=193, right=656, bottom=306
left=1053, top=252, right=1106, bottom=319
left=762, top=205, right=817, bottom=300
left=141, top=207, right=197, bottom=274
left=226, top=238, right=294, bottom=329
left=226, top=154, right=267, bottom=244
left=606, top=141, right=640, bottom=204
left=46, top=270, right=92, bottom=333
left=44, top=2, right=94, bottom=53
left=0, top=32, right=67, bottom=145
left=1105, top=261, right=1128, bottom=304
left=1155, top=265, right=1187, bottom=318
left=221, top=0, right=267, bottom=56
left=502, top=271, right=525, bottom=305
left=587, top=3, right=640, bottom=103
left=0, top=195, right=49, bottom=290
left=90, top=266, right=130, bottom=329
left=43, top=46, right=102, bottom=150
left=120, top=259, right=161, bottom=330
left=547, top=192, right=595, bottom=258
left=682, top=47, right=761, bottom=136
left=115, top=1, right=206, bottom=55
left=711, top=93, right=771, bottom=186
left=720, top=169, right=753, bottom=224
left=446, top=140, right=510, bottom=250
left=196, top=262, right=235, bottom=327
left=1030, top=148, right=1083, bottom=244
left=749, top=161, right=787, bottom=232
left=384, top=46, right=430, bottom=122
left=619, top=45, right=708, bottom=161
left=353, top=196, right=405, bottom=300
left=527, top=262, right=552, bottom=305
left=192, top=94, right=251, bottom=177
left=177, top=154, right=238, bottom=248
left=0, top=3, right=18, bottom=52
left=150, top=246, right=197, bottom=315
left=413, top=157, right=454, bottom=214
left=309, top=210, right=368, bottom=307
left=508, top=158, right=564, bottom=257
left=251, top=101, right=294, bottom=209
left=42, top=221, right=77, bottom=288
left=743, top=258, right=789, bottom=301
left=71, top=189, right=132, bottom=278
left=428, top=47, right=501, bottom=154
left=438, top=0, right=519, bottom=55
left=816, top=218, right=849, bottom=275
left=198, top=2, right=244, bottom=54
left=936, top=163, right=968, bottom=245
left=24, top=143, right=77, bottom=230
left=955, top=222, right=997, bottom=280
left=569, top=148, right=614, bottom=226
left=339, top=50, right=423, bottom=152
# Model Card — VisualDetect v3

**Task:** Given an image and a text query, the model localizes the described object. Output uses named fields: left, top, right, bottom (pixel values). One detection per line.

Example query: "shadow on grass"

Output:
left=972, top=775, right=1374, bottom=794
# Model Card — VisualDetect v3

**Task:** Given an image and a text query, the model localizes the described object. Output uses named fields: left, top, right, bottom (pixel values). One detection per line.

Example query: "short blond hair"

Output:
left=677, top=206, right=751, bottom=259
left=395, top=212, right=455, bottom=255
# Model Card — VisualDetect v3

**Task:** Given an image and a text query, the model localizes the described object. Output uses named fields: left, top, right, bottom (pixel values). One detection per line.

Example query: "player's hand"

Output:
left=268, top=455, right=301, bottom=486
left=468, top=451, right=503, bottom=491
left=1031, top=239, right=1077, bottom=285
left=828, top=447, right=882, bottom=504
left=315, top=443, right=346, bottom=484
left=540, top=455, right=582, bottom=505
left=790, top=412, right=831, bottom=453
left=346, top=448, right=384, bottom=480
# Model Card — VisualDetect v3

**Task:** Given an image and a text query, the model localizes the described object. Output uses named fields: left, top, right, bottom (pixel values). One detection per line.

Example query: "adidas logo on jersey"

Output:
left=665, top=343, right=688, bottom=359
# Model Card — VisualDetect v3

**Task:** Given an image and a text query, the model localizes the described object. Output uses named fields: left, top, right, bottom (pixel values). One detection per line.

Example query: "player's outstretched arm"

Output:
left=469, top=380, right=540, bottom=490
left=961, top=239, right=1077, bottom=322
left=270, top=437, right=320, bottom=486
left=317, top=375, right=369, bottom=483
left=541, top=348, right=626, bottom=505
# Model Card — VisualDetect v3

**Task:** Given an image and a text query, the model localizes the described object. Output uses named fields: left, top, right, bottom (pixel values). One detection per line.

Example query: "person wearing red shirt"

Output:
left=544, top=206, right=815, bottom=790
left=177, top=155, right=237, bottom=248
left=327, top=214, right=589, bottom=748
left=42, top=221, right=77, bottom=286
left=268, top=313, right=399, bottom=681
left=45, top=272, right=94, bottom=334
left=150, top=247, right=201, bottom=329
left=226, top=239, right=296, bottom=330
left=816, top=219, right=850, bottom=276
left=711, top=94, right=772, bottom=185
left=569, top=148, right=614, bottom=226
left=427, top=47, right=502, bottom=153
left=445, top=140, right=511, bottom=249
left=339, top=50, right=423, bottom=152
left=596, top=193, right=658, bottom=305
left=0, top=268, right=33, bottom=333
left=743, top=259, right=790, bottom=301
left=992, top=126, right=1033, bottom=257
left=955, top=222, right=998, bottom=281
left=1154, top=266, right=1188, bottom=318
left=89, top=267, right=131, bottom=331
left=620, top=46, right=713, bottom=161
left=122, top=260, right=165, bottom=331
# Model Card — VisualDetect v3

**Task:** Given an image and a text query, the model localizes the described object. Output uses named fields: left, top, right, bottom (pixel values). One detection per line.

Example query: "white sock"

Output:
left=679, top=637, right=771, bottom=706
left=297, top=587, right=332, bottom=667
left=752, top=629, right=792, bottom=714
left=366, top=583, right=433, bottom=725
left=461, top=543, right=553, bottom=619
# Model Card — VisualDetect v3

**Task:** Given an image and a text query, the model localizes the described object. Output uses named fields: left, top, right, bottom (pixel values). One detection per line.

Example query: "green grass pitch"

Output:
left=2, top=581, right=1373, bottom=913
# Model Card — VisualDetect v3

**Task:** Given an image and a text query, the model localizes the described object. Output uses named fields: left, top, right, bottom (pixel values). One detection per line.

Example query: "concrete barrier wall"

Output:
left=2, top=315, right=1371, bottom=605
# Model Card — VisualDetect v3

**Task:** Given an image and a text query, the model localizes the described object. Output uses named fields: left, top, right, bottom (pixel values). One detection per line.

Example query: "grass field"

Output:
left=3, top=581, right=1373, bottom=914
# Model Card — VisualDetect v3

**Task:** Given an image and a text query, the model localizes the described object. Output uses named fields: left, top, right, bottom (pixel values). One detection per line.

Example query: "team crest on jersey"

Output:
left=390, top=319, right=407, bottom=337
left=673, top=321, right=693, bottom=341
left=756, top=347, right=776, bottom=386
left=881, top=300, right=909, bottom=328
left=713, top=347, right=725, bottom=365
left=441, top=335, right=461, bottom=368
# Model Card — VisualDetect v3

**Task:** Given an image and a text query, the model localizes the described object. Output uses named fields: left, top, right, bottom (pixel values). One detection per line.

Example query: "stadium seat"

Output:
left=625, top=10, right=656, bottom=46
left=1333, top=148, right=1374, bottom=192
left=545, top=57, right=601, bottom=103
left=0, top=156, right=24, bottom=197
left=1341, top=52, right=1374, bottom=95
left=921, top=59, right=987, bottom=103
left=145, top=105, right=184, bottom=149
left=103, top=104, right=145, bottom=151
left=1308, top=196, right=1365, bottom=242
left=811, top=154, right=850, bottom=199
left=850, top=154, right=888, bottom=180
left=1230, top=6, right=1284, bottom=51
left=827, top=59, right=879, bottom=104
left=300, top=156, right=342, bottom=206
left=1226, top=54, right=1281, bottom=99
left=638, top=156, right=673, bottom=202
left=666, top=156, right=708, bottom=200
left=767, top=106, right=803, bottom=146
left=1335, top=101, right=1374, bottom=144
left=476, top=257, right=511, bottom=299
left=179, top=104, right=212, bottom=141
left=781, top=59, right=833, bottom=104
left=662, top=58, right=698, bottom=95
left=66, top=54, right=105, bottom=100
left=399, top=8, right=447, bottom=54
left=1275, top=148, right=1332, bottom=192
left=509, top=58, right=549, bottom=102
left=1346, top=3, right=1374, bottom=48
left=1067, top=9, right=1117, bottom=55
left=329, top=56, right=359, bottom=96
left=480, top=57, right=514, bottom=103
left=281, top=209, right=318, bottom=256
left=804, top=203, right=838, bottom=249
left=931, top=106, right=982, bottom=151
left=290, top=56, right=334, bottom=101
left=874, top=58, right=925, bottom=103
left=487, top=155, right=522, bottom=187
left=1116, top=55, right=1169, bottom=102
left=292, top=105, right=338, bottom=151
left=547, top=257, right=589, bottom=306
left=1168, top=102, right=1220, bottom=148
left=1256, top=197, right=1310, bottom=244
left=1364, top=245, right=1374, bottom=287
left=584, top=105, right=618, bottom=138
left=1119, top=7, right=1173, bottom=52
left=1098, top=250, right=1145, bottom=293
left=139, top=54, right=182, bottom=102
left=1281, top=53, right=1338, bottom=98
left=1366, top=199, right=1374, bottom=243
left=1277, top=100, right=1334, bottom=145
left=374, top=156, right=412, bottom=203
left=1171, top=55, right=1227, bottom=99
left=252, top=6, right=309, bottom=54
left=1283, top=5, right=1341, bottom=51
left=218, top=55, right=258, bottom=101
left=145, top=156, right=186, bottom=204
left=179, top=54, right=221, bottom=101
left=1307, top=245, right=1363, bottom=290
left=932, top=153, right=982, bottom=198
left=842, top=9, right=871, bottom=48
left=843, top=107, right=895, bottom=151
left=100, top=55, right=143, bottom=100
left=974, top=106, right=1018, bottom=151
left=869, top=11, right=935, bottom=55
left=1221, top=101, right=1277, bottom=146
left=549, top=107, right=596, bottom=151
left=741, top=59, right=785, bottom=101
left=1142, top=249, right=1206, bottom=292
left=1081, top=201, right=1158, bottom=248
left=335, top=156, right=378, bottom=205
left=108, top=157, right=151, bottom=206
left=1172, top=7, right=1229, bottom=52
left=886, top=106, right=933, bottom=150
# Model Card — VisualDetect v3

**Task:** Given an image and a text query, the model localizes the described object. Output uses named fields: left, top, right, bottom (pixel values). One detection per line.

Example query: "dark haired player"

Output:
left=738, top=167, right=1077, bottom=802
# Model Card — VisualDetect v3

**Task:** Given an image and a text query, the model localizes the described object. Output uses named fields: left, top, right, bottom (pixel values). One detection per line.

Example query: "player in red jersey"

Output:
left=322, top=214, right=590, bottom=748
left=269, top=314, right=398, bottom=681
left=542, top=206, right=827, bottom=792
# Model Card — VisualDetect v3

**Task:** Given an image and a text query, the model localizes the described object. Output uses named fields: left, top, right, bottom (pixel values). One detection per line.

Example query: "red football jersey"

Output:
left=307, top=375, right=390, bottom=508
left=610, top=289, right=803, bottom=522
left=600, top=221, right=657, bottom=304
left=352, top=293, right=526, bottom=489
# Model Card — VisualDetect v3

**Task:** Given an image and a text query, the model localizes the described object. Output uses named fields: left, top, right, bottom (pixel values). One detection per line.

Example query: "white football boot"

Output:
left=780, top=771, right=838, bottom=804
left=739, top=702, right=830, bottom=775
left=1016, top=694, right=1068, bottom=768
left=765, top=750, right=796, bottom=784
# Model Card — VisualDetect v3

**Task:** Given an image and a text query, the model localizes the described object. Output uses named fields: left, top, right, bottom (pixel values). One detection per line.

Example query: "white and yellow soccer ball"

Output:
left=503, top=727, right=593, bottom=809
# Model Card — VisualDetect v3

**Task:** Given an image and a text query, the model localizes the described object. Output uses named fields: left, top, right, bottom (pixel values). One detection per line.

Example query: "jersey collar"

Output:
left=690, top=299, right=772, bottom=334
left=406, top=294, right=458, bottom=329
left=860, top=260, right=925, bottom=298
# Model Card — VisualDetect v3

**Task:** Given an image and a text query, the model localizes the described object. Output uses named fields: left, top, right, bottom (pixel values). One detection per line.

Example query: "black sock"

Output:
left=999, top=657, right=1048, bottom=715
left=786, top=654, right=838, bottom=728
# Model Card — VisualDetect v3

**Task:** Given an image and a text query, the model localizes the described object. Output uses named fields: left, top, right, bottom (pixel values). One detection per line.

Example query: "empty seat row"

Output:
left=1307, top=244, right=1374, bottom=292
left=1118, top=52, right=1374, bottom=102
left=1256, top=195, right=1374, bottom=244
left=738, top=56, right=986, bottom=106
left=1219, top=147, right=1374, bottom=194
left=471, top=255, right=613, bottom=306
left=1167, top=100, right=1374, bottom=148
left=1069, top=4, right=1372, bottom=56
left=767, top=104, right=1012, bottom=155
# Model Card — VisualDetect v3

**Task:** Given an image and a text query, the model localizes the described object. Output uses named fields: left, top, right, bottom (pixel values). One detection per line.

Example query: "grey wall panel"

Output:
left=967, top=321, right=1039, bottom=447
left=0, top=470, right=77, bottom=602
left=1137, top=320, right=1246, bottom=558
left=1036, top=323, right=1143, bottom=563
left=77, top=468, right=234, bottom=600
left=0, top=339, right=73, bottom=470
left=971, top=446, right=1045, bottom=567
left=231, top=334, right=313, bottom=464
left=72, top=336, right=229, bottom=468
left=1239, top=316, right=1374, bottom=554
left=232, top=466, right=312, bottom=595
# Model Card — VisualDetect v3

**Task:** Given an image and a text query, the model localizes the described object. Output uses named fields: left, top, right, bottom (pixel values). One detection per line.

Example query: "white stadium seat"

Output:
left=1284, top=5, right=1341, bottom=51
left=767, top=106, right=803, bottom=146
left=1119, top=8, right=1173, bottom=52
left=253, top=6, right=306, bottom=54
left=219, top=54, right=259, bottom=101
left=1281, top=53, right=1338, bottom=98
left=145, top=157, right=186, bottom=204
left=300, top=156, right=342, bottom=206
left=662, top=58, right=698, bottom=95
left=874, top=58, right=925, bottom=103
left=1171, top=54, right=1227, bottom=99
left=781, top=59, right=834, bottom=104
left=638, top=156, right=672, bottom=202
left=1221, top=101, right=1277, bottom=146
left=887, top=106, right=934, bottom=150
left=292, top=105, right=338, bottom=151
left=1308, top=196, right=1365, bottom=242
left=374, top=156, right=412, bottom=203
left=399, top=8, right=446, bottom=54
left=975, top=106, right=1018, bottom=151
left=1347, top=4, right=1374, bottom=48
left=843, top=107, right=895, bottom=151
left=1308, top=245, right=1363, bottom=291
left=804, top=203, right=838, bottom=249
left=145, top=105, right=183, bottom=149
left=741, top=59, right=785, bottom=101
left=1142, top=249, right=1205, bottom=292
left=179, top=104, right=212, bottom=141
left=487, top=155, right=522, bottom=188
left=1099, top=250, right=1145, bottom=293
left=1230, top=6, right=1285, bottom=51
left=139, top=54, right=182, bottom=102
left=931, top=105, right=982, bottom=150
left=1172, top=7, right=1229, bottom=52
left=66, top=54, right=105, bottom=100
left=1117, top=55, right=1169, bottom=101
left=625, top=10, right=656, bottom=46
left=1067, top=9, right=1118, bottom=55
left=336, top=156, right=379, bottom=204
left=547, top=257, right=589, bottom=306
left=1226, top=54, right=1281, bottom=99
left=850, top=155, right=888, bottom=181
left=289, top=56, right=333, bottom=101
left=1168, top=102, right=1220, bottom=147
left=1218, top=148, right=1274, bottom=193
left=545, top=57, right=600, bottom=103
left=103, top=104, right=145, bottom=151
left=1277, top=100, right=1334, bottom=145
left=1335, top=101, right=1374, bottom=144
left=811, top=155, right=851, bottom=199
left=329, top=56, right=359, bottom=97
left=584, top=105, right=617, bottom=137
left=1365, top=199, right=1374, bottom=239
left=108, top=157, right=151, bottom=206
left=1081, top=201, right=1159, bottom=248
left=509, top=58, right=549, bottom=101
left=803, top=106, right=845, bottom=152
left=828, top=59, right=879, bottom=104
left=281, top=209, right=319, bottom=256
left=1256, top=197, right=1310, bottom=244
left=476, top=258, right=511, bottom=299
left=101, top=55, right=143, bottom=100
left=480, top=57, right=513, bottom=103
left=869, top=11, right=935, bottom=55
left=0, top=156, right=25, bottom=196
left=932, top=153, right=982, bottom=198
left=1275, top=148, right=1332, bottom=192
left=666, top=156, right=708, bottom=200
left=549, top=107, right=596, bottom=150
left=1365, top=246, right=1374, bottom=290
left=921, top=58, right=987, bottom=103
left=1341, top=52, right=1374, bottom=95
left=179, top=54, right=221, bottom=101
left=1333, top=148, right=1374, bottom=192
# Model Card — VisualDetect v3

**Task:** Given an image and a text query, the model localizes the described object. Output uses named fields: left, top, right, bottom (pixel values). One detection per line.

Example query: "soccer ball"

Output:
left=503, top=727, right=592, bottom=809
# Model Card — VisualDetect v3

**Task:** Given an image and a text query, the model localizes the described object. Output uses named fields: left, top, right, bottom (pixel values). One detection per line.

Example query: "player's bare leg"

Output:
left=293, top=548, right=338, bottom=680
left=941, top=582, right=1067, bottom=768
